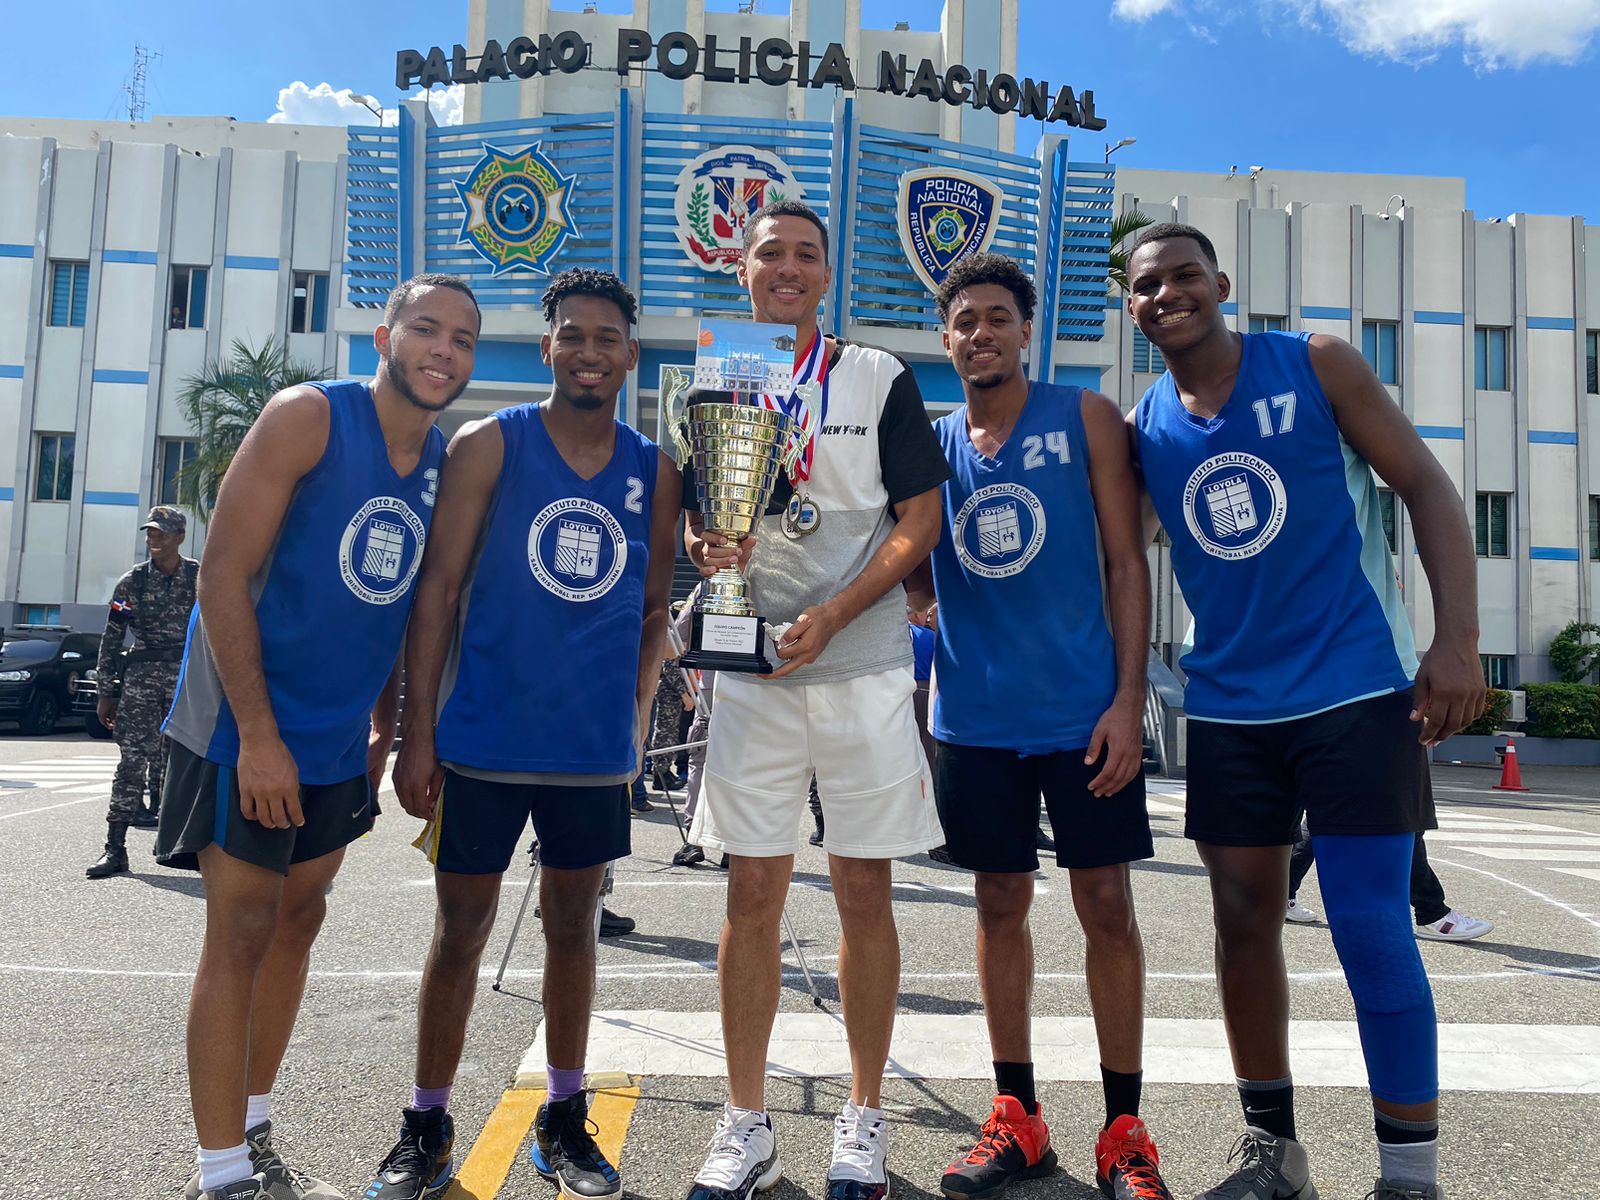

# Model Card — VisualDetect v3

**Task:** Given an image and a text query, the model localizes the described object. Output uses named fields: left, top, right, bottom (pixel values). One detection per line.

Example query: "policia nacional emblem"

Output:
left=896, top=166, right=1005, bottom=296
left=454, top=142, right=577, bottom=276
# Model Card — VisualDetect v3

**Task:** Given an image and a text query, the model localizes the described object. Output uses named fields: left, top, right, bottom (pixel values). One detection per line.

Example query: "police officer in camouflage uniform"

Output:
left=85, top=505, right=199, bottom=878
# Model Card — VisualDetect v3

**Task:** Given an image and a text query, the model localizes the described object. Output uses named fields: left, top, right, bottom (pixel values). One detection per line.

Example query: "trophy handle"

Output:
left=661, top=365, right=693, bottom=461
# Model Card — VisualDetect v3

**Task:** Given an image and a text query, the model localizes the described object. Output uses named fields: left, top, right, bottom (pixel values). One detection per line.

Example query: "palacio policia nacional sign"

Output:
left=396, top=28, right=1108, bottom=129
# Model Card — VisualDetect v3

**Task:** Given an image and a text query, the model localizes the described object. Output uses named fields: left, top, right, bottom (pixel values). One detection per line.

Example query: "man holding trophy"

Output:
left=675, top=200, right=951, bottom=1200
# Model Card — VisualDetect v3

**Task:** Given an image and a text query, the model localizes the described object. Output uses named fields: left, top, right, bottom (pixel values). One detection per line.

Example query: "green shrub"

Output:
left=1523, top=682, right=1600, bottom=739
left=1549, top=622, right=1600, bottom=683
left=1462, top=688, right=1512, bottom=736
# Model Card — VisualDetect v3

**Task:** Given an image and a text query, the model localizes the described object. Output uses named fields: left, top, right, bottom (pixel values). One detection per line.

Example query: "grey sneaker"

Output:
left=1368, top=1182, right=1442, bottom=1200
left=198, top=1176, right=267, bottom=1200
left=1197, top=1128, right=1319, bottom=1199
left=184, top=1124, right=342, bottom=1200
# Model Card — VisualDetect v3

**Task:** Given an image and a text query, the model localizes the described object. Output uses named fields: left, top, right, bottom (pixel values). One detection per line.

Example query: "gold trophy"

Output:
left=664, top=363, right=805, bottom=673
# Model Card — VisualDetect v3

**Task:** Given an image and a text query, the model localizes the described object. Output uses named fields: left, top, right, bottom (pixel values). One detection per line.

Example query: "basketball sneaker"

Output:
left=364, top=1106, right=455, bottom=1199
left=530, top=1092, right=622, bottom=1198
left=685, top=1104, right=782, bottom=1200
left=199, top=1177, right=268, bottom=1200
left=1367, top=1183, right=1443, bottom=1199
left=940, top=1095, right=1056, bottom=1200
left=1196, top=1127, right=1318, bottom=1199
left=183, top=1123, right=341, bottom=1200
left=827, top=1101, right=889, bottom=1200
left=1094, top=1115, right=1172, bottom=1199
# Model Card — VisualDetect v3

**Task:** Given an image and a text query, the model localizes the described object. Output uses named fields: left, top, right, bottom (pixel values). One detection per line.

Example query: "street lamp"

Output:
left=349, top=92, right=385, bottom=125
left=1105, top=137, right=1137, bottom=162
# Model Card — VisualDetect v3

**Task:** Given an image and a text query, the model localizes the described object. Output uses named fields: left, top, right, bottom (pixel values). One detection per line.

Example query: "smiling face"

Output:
left=374, top=284, right=480, bottom=412
left=942, top=282, right=1032, bottom=392
left=144, top=526, right=184, bottom=559
left=737, top=214, right=832, bottom=334
left=1126, top=236, right=1233, bottom=357
left=541, top=293, right=639, bottom=412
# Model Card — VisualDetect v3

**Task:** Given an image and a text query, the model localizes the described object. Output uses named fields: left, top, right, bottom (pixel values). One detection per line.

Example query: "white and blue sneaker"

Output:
left=685, top=1104, right=783, bottom=1200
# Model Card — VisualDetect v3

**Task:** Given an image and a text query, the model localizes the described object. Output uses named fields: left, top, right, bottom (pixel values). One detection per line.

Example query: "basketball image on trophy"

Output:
left=664, top=320, right=812, bottom=673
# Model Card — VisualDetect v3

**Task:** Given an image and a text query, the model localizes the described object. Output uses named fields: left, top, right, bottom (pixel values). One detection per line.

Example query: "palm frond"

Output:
left=1107, top=209, right=1155, bottom=294
left=175, top=336, right=330, bottom=521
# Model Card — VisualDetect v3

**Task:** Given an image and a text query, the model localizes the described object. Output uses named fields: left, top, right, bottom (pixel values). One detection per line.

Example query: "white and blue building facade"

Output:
left=0, top=0, right=1593, bottom=684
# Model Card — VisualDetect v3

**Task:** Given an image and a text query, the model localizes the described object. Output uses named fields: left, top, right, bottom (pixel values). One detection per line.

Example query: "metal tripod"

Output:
left=490, top=621, right=825, bottom=1006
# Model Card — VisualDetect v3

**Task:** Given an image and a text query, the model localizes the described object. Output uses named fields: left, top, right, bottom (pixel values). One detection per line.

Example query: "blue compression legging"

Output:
left=1314, top=832, right=1439, bottom=1105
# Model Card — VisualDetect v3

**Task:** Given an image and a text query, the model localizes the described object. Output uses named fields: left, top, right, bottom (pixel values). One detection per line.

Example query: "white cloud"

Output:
left=1300, top=0, right=1600, bottom=68
left=1113, top=0, right=1178, bottom=17
left=268, top=81, right=465, bottom=127
left=1110, top=0, right=1600, bottom=68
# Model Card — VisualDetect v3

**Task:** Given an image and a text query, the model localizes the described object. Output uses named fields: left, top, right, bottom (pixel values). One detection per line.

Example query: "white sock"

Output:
left=245, top=1093, right=271, bottom=1132
left=197, top=1143, right=253, bottom=1191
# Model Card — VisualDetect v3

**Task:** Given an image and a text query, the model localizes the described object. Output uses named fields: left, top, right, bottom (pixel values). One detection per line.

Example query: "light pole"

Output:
left=1105, top=137, right=1136, bottom=162
left=349, top=92, right=386, bottom=125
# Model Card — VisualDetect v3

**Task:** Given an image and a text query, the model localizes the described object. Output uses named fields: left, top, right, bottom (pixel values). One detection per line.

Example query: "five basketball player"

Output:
left=163, top=203, right=1481, bottom=1200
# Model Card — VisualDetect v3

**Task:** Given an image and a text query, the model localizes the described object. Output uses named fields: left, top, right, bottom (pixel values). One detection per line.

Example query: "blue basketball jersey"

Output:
left=433, top=403, right=657, bottom=774
left=930, top=383, right=1117, bottom=752
left=1135, top=331, right=1417, bottom=722
left=165, top=380, right=444, bottom=783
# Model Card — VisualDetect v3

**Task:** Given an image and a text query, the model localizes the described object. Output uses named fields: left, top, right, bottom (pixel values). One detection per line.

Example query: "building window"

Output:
left=291, top=272, right=330, bottom=334
left=34, top=434, right=74, bottom=502
left=159, top=438, right=199, bottom=506
left=1587, top=331, right=1597, bottom=395
left=1249, top=315, right=1285, bottom=334
left=1475, top=492, right=1509, bottom=558
left=1362, top=320, right=1399, bottom=385
left=1132, top=330, right=1166, bottom=374
left=1378, top=487, right=1399, bottom=554
left=48, top=261, right=89, bottom=328
left=1481, top=654, right=1514, bottom=689
left=170, top=266, right=208, bottom=330
left=1474, top=326, right=1509, bottom=391
left=1590, top=495, right=1600, bottom=561
left=21, top=605, right=61, bottom=626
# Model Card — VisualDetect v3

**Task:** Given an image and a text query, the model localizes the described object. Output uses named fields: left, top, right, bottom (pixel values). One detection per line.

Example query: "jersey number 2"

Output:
left=624, top=476, right=645, bottom=514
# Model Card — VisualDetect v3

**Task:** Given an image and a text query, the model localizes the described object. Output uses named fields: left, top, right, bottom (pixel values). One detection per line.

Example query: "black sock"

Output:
left=993, top=1061, right=1037, bottom=1114
left=1100, top=1065, right=1142, bottom=1128
left=1237, top=1077, right=1296, bottom=1141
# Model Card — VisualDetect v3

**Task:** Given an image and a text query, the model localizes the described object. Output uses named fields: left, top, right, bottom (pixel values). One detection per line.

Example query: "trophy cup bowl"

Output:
left=677, top=400, right=799, bottom=673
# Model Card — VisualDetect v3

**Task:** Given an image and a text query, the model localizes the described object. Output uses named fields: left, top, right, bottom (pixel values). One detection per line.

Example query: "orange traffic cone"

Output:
left=1493, top=738, right=1530, bottom=792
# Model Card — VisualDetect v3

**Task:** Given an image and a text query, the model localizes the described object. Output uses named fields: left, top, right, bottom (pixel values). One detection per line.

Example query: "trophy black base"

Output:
left=680, top=609, right=772, bottom=674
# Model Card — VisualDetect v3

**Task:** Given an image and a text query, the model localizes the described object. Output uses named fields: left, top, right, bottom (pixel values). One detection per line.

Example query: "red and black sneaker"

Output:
left=1094, top=1115, right=1173, bottom=1200
left=940, top=1095, right=1057, bottom=1200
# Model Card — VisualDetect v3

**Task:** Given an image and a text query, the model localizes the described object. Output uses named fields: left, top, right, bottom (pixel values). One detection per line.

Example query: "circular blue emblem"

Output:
left=1182, top=452, right=1288, bottom=561
left=527, top=498, right=628, bottom=603
left=485, top=177, right=546, bottom=241
left=951, top=483, right=1047, bottom=580
left=338, top=497, right=427, bottom=605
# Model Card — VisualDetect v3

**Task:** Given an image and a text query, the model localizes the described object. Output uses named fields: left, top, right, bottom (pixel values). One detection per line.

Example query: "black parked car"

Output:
left=0, top=626, right=111, bottom=737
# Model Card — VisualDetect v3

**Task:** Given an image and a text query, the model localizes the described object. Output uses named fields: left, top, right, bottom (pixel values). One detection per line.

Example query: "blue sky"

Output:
left=2, top=0, right=1593, bottom=219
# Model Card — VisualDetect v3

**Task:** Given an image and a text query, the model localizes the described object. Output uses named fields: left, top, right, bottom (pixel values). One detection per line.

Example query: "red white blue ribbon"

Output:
left=755, top=330, right=830, bottom=483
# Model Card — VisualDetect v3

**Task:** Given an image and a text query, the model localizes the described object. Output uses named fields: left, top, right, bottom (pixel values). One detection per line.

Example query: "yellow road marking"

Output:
left=450, top=1089, right=543, bottom=1198
left=448, top=1078, right=643, bottom=1199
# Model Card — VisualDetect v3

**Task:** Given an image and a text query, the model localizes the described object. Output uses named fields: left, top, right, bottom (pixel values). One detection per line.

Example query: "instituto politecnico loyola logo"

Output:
left=454, top=142, right=578, bottom=276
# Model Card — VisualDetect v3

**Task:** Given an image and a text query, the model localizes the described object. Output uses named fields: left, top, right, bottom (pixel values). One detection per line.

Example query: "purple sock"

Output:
left=411, top=1084, right=453, bottom=1112
left=547, top=1065, right=585, bottom=1102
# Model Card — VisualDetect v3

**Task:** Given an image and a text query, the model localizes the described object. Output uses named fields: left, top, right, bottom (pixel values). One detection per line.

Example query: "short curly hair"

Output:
left=935, top=253, right=1037, bottom=323
left=541, top=268, right=639, bottom=328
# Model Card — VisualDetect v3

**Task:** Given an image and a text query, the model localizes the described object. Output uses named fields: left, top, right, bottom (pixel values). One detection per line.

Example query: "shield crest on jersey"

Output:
left=897, top=167, right=1005, bottom=296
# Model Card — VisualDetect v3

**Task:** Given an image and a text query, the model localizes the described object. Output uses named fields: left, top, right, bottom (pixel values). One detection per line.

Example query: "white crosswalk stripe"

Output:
left=526, top=1011, right=1600, bottom=1095
left=0, top=757, right=119, bottom=799
left=1143, top=782, right=1600, bottom=887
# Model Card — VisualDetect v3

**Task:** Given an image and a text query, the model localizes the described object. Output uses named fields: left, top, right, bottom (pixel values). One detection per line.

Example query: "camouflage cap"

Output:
left=140, top=505, right=186, bottom=536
